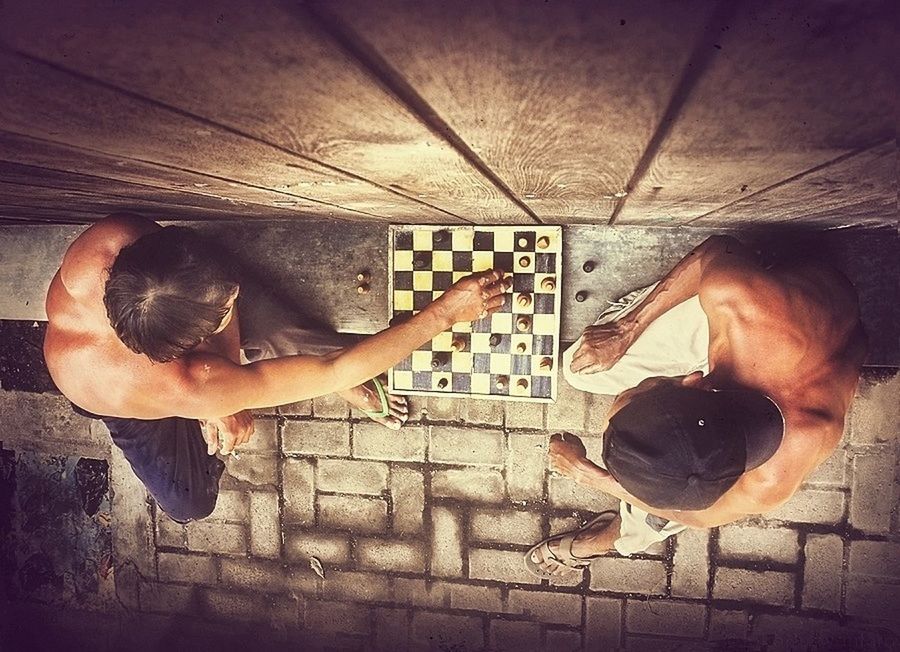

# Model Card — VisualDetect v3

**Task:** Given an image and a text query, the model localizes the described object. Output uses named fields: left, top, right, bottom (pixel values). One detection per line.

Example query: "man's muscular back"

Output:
left=44, top=214, right=195, bottom=418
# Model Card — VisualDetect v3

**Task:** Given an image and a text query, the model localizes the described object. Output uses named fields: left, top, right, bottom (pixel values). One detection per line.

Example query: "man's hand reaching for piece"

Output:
left=569, top=320, right=636, bottom=374
left=433, top=268, right=510, bottom=324
left=549, top=433, right=614, bottom=489
left=201, top=410, right=255, bottom=455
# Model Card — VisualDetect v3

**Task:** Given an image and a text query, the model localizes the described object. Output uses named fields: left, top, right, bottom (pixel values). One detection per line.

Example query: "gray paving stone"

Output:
left=429, top=425, right=505, bottom=465
left=548, top=475, right=618, bottom=512
left=461, top=398, right=504, bottom=426
left=589, top=558, right=667, bottom=595
left=157, top=552, right=217, bottom=585
left=223, top=453, right=278, bottom=487
left=390, top=466, right=424, bottom=534
left=585, top=596, right=622, bottom=651
left=306, top=600, right=370, bottom=635
left=429, top=581, right=504, bottom=612
left=504, top=401, right=544, bottom=430
left=281, top=458, right=315, bottom=524
left=671, top=527, right=710, bottom=598
left=284, top=531, right=351, bottom=565
left=282, top=420, right=350, bottom=456
left=849, top=450, right=896, bottom=533
left=219, top=558, right=317, bottom=595
left=240, top=417, right=277, bottom=453
left=469, top=508, right=543, bottom=544
left=206, top=489, right=249, bottom=522
left=321, top=570, right=391, bottom=603
left=749, top=614, right=880, bottom=652
left=353, top=423, right=426, bottom=461
left=850, top=371, right=899, bottom=445
left=316, top=459, right=389, bottom=494
left=505, top=589, right=583, bottom=626
left=0, top=390, right=108, bottom=458
left=374, top=607, right=409, bottom=651
left=432, top=468, right=505, bottom=503
left=410, top=611, right=484, bottom=651
left=425, top=395, right=464, bottom=421
left=543, top=628, right=583, bottom=651
left=488, top=619, right=542, bottom=652
left=356, top=538, right=426, bottom=573
left=802, top=534, right=843, bottom=611
left=546, top=377, right=588, bottom=432
left=845, top=577, right=900, bottom=625
left=249, top=491, right=281, bottom=559
left=468, top=548, right=541, bottom=585
left=713, top=568, right=794, bottom=607
left=185, top=522, right=247, bottom=556
left=431, top=506, right=464, bottom=577
left=765, top=487, right=844, bottom=525
left=717, top=524, right=799, bottom=564
left=139, top=582, right=193, bottom=614
left=849, top=540, right=900, bottom=579
left=319, top=495, right=388, bottom=533
left=506, top=432, right=547, bottom=502
left=708, top=609, right=748, bottom=641
left=625, top=600, right=706, bottom=638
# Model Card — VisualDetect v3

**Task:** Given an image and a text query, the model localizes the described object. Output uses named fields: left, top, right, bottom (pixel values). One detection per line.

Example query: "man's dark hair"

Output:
left=103, top=226, right=239, bottom=363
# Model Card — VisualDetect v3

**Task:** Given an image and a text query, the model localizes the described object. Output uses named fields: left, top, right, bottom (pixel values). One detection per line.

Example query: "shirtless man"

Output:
left=44, top=214, right=509, bottom=522
left=526, top=235, right=866, bottom=576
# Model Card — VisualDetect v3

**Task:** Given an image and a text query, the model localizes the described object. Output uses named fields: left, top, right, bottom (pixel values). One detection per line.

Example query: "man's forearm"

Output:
left=246, top=304, right=453, bottom=407
left=616, top=236, right=740, bottom=343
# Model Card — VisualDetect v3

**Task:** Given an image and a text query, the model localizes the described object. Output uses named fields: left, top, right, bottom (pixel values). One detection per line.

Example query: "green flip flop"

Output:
left=361, top=376, right=390, bottom=419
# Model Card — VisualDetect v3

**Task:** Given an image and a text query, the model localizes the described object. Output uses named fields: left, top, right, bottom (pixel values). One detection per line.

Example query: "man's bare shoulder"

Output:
left=59, top=213, right=159, bottom=300
left=736, top=410, right=842, bottom=513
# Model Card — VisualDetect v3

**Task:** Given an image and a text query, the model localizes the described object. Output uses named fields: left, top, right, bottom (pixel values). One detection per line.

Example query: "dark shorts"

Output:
left=71, top=278, right=353, bottom=522
left=73, top=404, right=224, bottom=523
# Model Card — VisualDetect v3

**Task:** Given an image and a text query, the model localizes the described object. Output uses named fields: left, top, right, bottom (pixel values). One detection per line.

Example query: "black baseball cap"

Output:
left=602, top=385, right=784, bottom=510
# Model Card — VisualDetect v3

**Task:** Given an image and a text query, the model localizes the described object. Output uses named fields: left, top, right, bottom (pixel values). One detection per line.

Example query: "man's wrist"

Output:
left=422, top=300, right=454, bottom=332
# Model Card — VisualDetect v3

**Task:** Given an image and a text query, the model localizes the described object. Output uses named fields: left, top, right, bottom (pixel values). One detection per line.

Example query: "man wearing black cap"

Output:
left=526, top=235, right=866, bottom=577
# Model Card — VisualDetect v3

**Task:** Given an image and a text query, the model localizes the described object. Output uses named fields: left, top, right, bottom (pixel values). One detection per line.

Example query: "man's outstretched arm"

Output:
left=171, top=269, right=509, bottom=419
left=570, top=235, right=756, bottom=373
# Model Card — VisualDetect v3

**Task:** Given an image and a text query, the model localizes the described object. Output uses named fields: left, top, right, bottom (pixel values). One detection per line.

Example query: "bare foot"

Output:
left=338, top=376, right=409, bottom=430
left=531, top=515, right=621, bottom=576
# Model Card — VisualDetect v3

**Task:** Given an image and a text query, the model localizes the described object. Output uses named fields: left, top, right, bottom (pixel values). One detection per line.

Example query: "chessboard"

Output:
left=388, top=225, right=563, bottom=402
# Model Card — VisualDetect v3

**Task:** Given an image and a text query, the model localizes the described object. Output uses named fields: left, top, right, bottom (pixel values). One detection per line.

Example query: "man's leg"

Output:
left=562, top=284, right=710, bottom=396
left=102, top=415, right=225, bottom=523
left=530, top=500, right=687, bottom=576
left=236, top=279, right=409, bottom=428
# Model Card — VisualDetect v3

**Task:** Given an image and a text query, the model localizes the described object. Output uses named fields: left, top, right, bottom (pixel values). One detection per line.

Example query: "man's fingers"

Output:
left=485, top=295, right=505, bottom=311
left=202, top=422, right=219, bottom=456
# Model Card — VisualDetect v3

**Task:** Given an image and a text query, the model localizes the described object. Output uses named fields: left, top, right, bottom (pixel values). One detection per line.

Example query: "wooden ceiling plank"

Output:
left=0, top=49, right=454, bottom=223
left=687, top=141, right=897, bottom=228
left=616, top=1, right=897, bottom=227
left=319, top=0, right=718, bottom=223
left=0, top=1, right=525, bottom=222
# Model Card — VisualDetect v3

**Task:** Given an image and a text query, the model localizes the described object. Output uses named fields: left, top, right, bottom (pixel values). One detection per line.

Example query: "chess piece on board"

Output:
left=495, top=375, right=509, bottom=390
left=517, top=378, right=529, bottom=391
left=541, top=277, right=556, bottom=291
left=451, top=337, right=466, bottom=352
left=437, top=378, right=449, bottom=389
left=540, top=357, right=553, bottom=371
left=489, top=334, right=502, bottom=347
left=517, top=293, right=532, bottom=308
left=575, top=291, right=588, bottom=303
left=431, top=352, right=449, bottom=369
left=516, top=316, right=531, bottom=332
left=536, top=236, right=550, bottom=249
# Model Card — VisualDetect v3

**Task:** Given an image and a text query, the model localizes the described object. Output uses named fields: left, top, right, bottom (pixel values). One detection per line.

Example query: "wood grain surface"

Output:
left=0, top=49, right=453, bottom=223
left=322, top=0, right=717, bottom=224
left=616, top=1, right=897, bottom=225
left=0, top=0, right=529, bottom=223
left=689, top=142, right=897, bottom=228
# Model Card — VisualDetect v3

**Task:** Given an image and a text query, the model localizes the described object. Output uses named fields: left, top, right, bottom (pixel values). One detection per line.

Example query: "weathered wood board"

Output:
left=0, top=0, right=530, bottom=223
left=616, top=2, right=897, bottom=225
left=323, top=0, right=717, bottom=224
left=689, top=142, right=897, bottom=228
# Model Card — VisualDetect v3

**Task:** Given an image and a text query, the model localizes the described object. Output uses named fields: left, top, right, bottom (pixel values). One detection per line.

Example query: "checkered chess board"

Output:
left=388, top=225, right=562, bottom=402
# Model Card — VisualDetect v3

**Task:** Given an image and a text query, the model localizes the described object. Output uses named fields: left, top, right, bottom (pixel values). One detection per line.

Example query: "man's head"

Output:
left=601, top=374, right=784, bottom=510
left=103, top=226, right=239, bottom=363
